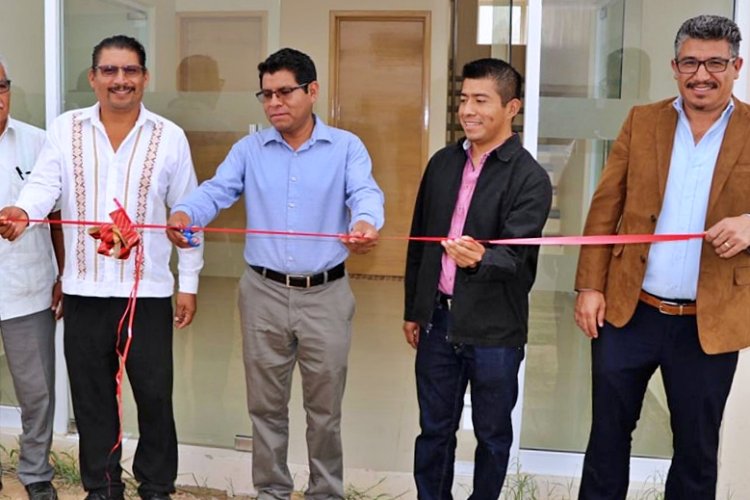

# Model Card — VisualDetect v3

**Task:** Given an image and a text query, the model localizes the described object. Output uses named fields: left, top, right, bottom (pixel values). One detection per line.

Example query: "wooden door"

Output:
left=330, top=11, right=430, bottom=277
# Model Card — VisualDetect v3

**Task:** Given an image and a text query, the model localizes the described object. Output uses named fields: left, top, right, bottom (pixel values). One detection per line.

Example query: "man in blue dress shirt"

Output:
left=167, top=48, right=384, bottom=499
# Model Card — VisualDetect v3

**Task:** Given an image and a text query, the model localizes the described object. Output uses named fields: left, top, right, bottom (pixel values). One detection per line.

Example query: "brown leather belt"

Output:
left=639, top=290, right=696, bottom=316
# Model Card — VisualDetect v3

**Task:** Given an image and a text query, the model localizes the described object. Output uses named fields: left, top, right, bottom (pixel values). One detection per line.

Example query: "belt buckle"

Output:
left=285, top=274, right=311, bottom=289
left=658, top=300, right=680, bottom=316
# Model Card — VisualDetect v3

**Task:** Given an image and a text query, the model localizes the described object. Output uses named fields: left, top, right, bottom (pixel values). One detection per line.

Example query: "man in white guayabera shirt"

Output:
left=0, top=36, right=203, bottom=500
left=0, top=54, right=64, bottom=500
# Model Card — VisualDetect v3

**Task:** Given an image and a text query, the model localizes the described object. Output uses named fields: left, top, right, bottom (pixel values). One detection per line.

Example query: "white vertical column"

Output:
left=736, top=0, right=749, bottom=100
left=510, top=0, right=542, bottom=466
left=45, top=0, right=69, bottom=435
left=521, top=0, right=542, bottom=157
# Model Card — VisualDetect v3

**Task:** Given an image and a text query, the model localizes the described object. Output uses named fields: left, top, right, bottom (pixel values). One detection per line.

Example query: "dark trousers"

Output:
left=578, top=301, right=738, bottom=500
left=63, top=295, right=177, bottom=498
left=414, top=302, right=524, bottom=500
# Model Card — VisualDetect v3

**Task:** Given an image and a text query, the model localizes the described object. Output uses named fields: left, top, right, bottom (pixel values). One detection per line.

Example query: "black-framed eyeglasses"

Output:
left=255, top=82, right=310, bottom=103
left=93, top=65, right=146, bottom=78
left=674, top=57, right=736, bottom=74
left=0, top=79, right=10, bottom=94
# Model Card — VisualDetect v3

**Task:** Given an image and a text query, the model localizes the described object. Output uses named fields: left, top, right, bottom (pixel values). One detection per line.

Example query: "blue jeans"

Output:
left=414, top=303, right=524, bottom=500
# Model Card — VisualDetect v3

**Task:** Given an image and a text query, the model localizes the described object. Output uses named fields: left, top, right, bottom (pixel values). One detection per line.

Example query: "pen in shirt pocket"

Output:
left=16, top=166, right=30, bottom=180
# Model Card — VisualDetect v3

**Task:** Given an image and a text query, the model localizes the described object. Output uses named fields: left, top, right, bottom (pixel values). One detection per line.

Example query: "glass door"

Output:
left=521, top=0, right=736, bottom=462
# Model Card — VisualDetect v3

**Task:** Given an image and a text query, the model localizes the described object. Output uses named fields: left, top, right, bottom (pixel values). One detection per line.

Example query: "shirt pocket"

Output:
left=10, top=166, right=28, bottom=200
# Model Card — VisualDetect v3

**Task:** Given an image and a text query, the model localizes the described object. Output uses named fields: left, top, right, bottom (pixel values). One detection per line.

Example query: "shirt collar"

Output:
left=462, top=133, right=521, bottom=163
left=672, top=95, right=735, bottom=119
left=0, top=116, right=16, bottom=141
left=261, top=114, right=332, bottom=148
left=85, top=102, right=155, bottom=129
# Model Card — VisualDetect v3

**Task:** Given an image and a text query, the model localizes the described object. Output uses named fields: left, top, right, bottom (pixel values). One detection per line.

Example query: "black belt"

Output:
left=250, top=262, right=345, bottom=289
left=437, top=292, right=453, bottom=310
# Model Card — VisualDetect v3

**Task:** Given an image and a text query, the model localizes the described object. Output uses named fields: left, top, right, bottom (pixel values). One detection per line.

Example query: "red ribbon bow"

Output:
left=88, top=204, right=141, bottom=259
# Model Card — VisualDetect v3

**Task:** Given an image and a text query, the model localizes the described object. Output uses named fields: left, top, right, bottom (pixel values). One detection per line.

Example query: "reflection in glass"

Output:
left=521, top=0, right=735, bottom=459
left=0, top=0, right=45, bottom=407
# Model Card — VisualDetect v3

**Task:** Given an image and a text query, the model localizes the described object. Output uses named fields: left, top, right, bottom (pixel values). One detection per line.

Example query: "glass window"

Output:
left=522, top=0, right=735, bottom=458
left=62, top=0, right=280, bottom=448
left=0, top=0, right=46, bottom=407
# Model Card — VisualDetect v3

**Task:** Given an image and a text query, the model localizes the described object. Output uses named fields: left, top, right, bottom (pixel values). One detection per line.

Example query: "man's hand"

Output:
left=51, top=280, right=63, bottom=320
left=166, top=211, right=193, bottom=249
left=341, top=220, right=379, bottom=255
left=574, top=290, right=606, bottom=339
left=174, top=292, right=197, bottom=329
left=403, top=321, right=420, bottom=349
left=441, top=235, right=485, bottom=268
left=705, top=215, right=750, bottom=259
left=0, top=206, right=30, bottom=241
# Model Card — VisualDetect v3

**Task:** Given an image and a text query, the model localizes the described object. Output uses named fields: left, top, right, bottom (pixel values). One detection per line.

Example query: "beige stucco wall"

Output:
left=279, top=0, right=450, bottom=159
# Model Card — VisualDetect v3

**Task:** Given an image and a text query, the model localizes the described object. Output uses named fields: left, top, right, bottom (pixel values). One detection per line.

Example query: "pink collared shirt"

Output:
left=438, top=142, right=494, bottom=295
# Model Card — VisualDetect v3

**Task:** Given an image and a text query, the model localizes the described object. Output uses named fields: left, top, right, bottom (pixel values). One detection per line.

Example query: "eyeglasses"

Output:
left=0, top=79, right=10, bottom=94
left=674, top=57, right=736, bottom=74
left=93, top=65, right=146, bottom=78
left=255, top=82, right=310, bottom=103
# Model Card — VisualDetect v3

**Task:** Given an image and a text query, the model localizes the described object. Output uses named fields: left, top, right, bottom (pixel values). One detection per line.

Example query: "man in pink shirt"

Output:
left=403, top=58, right=552, bottom=499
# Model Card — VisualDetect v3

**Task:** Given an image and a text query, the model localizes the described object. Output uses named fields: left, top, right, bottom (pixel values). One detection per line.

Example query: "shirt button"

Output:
left=640, top=255, right=647, bottom=263
left=291, top=177, right=297, bottom=182
left=288, top=203, right=295, bottom=208
left=288, top=256, right=294, bottom=261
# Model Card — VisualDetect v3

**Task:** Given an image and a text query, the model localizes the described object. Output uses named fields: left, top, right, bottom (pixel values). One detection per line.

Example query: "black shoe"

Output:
left=85, top=491, right=125, bottom=500
left=139, top=493, right=171, bottom=500
left=25, top=481, right=58, bottom=500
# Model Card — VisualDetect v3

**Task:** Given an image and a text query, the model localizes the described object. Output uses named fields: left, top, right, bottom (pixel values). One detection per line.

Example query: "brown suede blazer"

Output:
left=575, top=96, right=750, bottom=354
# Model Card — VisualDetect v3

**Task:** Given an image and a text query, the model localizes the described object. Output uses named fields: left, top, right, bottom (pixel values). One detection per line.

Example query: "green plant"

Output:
left=501, top=460, right=539, bottom=500
left=49, top=450, right=81, bottom=486
left=344, top=478, right=408, bottom=500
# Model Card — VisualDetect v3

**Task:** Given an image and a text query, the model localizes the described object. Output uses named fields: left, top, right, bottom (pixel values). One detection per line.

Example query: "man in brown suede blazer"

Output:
left=574, top=15, right=750, bottom=500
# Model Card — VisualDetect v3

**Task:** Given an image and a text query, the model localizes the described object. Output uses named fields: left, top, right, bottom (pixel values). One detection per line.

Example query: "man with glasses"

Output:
left=0, top=36, right=203, bottom=500
left=0, top=55, right=64, bottom=500
left=575, top=15, right=750, bottom=499
left=167, top=48, right=384, bottom=499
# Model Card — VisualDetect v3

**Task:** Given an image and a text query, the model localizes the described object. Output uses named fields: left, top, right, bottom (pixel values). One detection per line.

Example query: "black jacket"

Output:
left=404, top=135, right=553, bottom=346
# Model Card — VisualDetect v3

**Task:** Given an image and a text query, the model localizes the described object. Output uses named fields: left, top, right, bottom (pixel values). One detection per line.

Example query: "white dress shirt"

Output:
left=16, top=104, right=203, bottom=298
left=0, top=117, right=56, bottom=320
left=642, top=97, right=734, bottom=300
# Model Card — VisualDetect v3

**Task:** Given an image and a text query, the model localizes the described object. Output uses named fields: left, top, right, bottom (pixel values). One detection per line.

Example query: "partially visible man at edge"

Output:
left=167, top=48, right=384, bottom=499
left=575, top=14, right=750, bottom=500
left=0, top=35, right=203, bottom=500
left=0, top=54, right=64, bottom=500
left=403, top=58, right=552, bottom=499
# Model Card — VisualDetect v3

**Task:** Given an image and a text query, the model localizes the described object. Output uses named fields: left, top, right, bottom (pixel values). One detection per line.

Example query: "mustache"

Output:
left=108, top=85, right=135, bottom=92
left=686, top=80, right=719, bottom=89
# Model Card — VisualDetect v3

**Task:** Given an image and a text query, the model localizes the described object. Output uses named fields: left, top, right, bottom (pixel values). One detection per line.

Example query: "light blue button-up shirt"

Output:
left=641, top=97, right=734, bottom=300
left=173, top=115, right=384, bottom=274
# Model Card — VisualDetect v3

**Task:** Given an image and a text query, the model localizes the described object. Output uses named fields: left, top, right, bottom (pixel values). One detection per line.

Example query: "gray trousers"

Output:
left=0, top=309, right=56, bottom=485
left=239, top=267, right=355, bottom=500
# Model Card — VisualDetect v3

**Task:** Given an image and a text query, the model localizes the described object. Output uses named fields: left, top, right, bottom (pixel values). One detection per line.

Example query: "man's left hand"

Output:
left=442, top=235, right=485, bottom=268
left=341, top=220, right=379, bottom=254
left=174, top=292, right=197, bottom=328
left=705, top=215, right=750, bottom=259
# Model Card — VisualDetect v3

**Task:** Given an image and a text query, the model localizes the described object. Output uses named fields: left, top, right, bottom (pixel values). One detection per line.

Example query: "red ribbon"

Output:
left=20, top=216, right=707, bottom=246
left=85, top=201, right=143, bottom=482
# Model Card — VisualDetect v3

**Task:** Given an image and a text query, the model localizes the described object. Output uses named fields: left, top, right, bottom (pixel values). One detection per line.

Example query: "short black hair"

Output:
left=257, top=48, right=316, bottom=88
left=461, top=58, right=522, bottom=105
left=675, top=15, right=742, bottom=58
left=92, top=35, right=147, bottom=69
